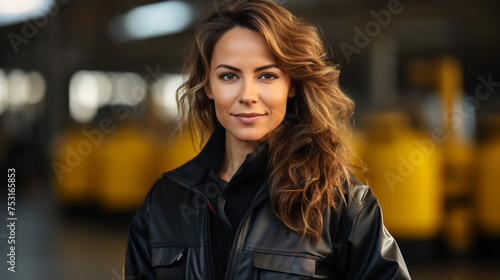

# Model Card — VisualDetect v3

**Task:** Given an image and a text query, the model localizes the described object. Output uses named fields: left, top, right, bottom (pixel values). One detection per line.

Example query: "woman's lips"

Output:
left=233, top=113, right=265, bottom=124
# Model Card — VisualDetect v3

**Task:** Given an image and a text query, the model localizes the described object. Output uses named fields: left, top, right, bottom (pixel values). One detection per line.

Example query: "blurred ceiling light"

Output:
left=94, top=71, right=113, bottom=106
left=26, top=71, right=46, bottom=104
left=152, top=74, right=184, bottom=121
left=112, top=72, right=146, bottom=106
left=0, top=69, right=8, bottom=115
left=69, top=70, right=148, bottom=122
left=69, top=71, right=99, bottom=123
left=7, top=69, right=31, bottom=111
left=0, top=0, right=54, bottom=27
left=110, top=0, right=194, bottom=41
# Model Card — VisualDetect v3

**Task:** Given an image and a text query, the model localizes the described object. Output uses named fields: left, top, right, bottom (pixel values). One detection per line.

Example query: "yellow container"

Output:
left=51, top=125, right=96, bottom=205
left=93, top=125, right=156, bottom=211
left=476, top=117, right=500, bottom=236
left=359, top=112, right=443, bottom=239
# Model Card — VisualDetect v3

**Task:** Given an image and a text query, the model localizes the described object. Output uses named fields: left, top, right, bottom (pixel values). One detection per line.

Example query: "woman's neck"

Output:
left=218, top=132, right=260, bottom=182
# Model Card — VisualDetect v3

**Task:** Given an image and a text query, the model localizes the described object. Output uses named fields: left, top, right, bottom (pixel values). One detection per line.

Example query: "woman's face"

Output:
left=207, top=27, right=295, bottom=143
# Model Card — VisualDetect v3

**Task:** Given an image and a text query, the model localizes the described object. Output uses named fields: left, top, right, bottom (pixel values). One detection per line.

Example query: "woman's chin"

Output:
left=231, top=132, right=269, bottom=144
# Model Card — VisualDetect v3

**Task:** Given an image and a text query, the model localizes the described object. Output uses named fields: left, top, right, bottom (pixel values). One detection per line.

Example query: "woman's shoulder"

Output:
left=146, top=156, right=207, bottom=199
left=331, top=176, right=386, bottom=243
left=343, top=176, right=379, bottom=219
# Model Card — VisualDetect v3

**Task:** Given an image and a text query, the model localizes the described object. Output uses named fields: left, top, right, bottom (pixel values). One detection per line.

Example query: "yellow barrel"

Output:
left=359, top=112, right=443, bottom=239
left=51, top=125, right=96, bottom=205
left=476, top=116, right=500, bottom=236
left=93, top=124, right=156, bottom=211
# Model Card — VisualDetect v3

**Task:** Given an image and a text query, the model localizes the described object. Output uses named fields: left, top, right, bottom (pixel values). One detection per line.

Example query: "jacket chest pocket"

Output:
left=152, top=246, right=187, bottom=280
left=252, top=252, right=316, bottom=280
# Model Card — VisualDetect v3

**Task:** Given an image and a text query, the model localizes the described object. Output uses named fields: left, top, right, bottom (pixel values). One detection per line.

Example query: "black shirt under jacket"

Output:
left=200, top=126, right=268, bottom=280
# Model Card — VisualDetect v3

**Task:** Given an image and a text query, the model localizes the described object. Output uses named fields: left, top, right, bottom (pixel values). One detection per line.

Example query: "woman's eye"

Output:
left=260, top=73, right=278, bottom=80
left=220, top=73, right=238, bottom=81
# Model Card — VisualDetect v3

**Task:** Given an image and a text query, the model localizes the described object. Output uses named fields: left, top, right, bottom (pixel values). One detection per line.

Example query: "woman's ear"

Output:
left=205, top=83, right=214, bottom=99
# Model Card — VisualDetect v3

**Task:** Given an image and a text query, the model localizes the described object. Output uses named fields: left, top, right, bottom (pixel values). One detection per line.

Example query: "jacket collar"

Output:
left=195, top=124, right=226, bottom=173
left=163, top=125, right=269, bottom=197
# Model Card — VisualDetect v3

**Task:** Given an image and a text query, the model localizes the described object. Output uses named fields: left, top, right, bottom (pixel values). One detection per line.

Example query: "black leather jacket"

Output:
left=124, top=129, right=411, bottom=280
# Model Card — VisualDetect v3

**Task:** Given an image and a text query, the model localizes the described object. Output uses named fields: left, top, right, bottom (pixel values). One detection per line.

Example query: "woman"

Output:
left=124, top=0, right=410, bottom=279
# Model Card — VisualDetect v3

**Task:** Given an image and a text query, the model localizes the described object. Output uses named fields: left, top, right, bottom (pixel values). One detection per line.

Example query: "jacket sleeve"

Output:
left=123, top=188, right=155, bottom=280
left=336, top=185, right=411, bottom=280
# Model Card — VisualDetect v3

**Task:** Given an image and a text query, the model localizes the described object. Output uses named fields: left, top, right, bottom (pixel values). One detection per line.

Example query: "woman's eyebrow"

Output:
left=215, top=64, right=279, bottom=72
left=215, top=64, right=241, bottom=72
left=255, top=64, right=279, bottom=72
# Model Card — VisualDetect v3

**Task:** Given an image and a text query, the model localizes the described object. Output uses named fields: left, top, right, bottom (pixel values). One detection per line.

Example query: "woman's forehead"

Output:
left=210, top=27, right=276, bottom=70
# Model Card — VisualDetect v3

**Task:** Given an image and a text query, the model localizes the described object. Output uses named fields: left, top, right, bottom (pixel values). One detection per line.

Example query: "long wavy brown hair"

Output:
left=177, top=0, right=356, bottom=243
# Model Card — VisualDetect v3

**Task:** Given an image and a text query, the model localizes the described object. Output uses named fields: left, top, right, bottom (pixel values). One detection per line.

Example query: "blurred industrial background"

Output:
left=0, top=0, right=499, bottom=279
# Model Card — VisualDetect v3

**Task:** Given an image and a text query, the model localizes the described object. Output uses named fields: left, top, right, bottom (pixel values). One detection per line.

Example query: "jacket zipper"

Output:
left=205, top=205, right=216, bottom=280
left=168, top=176, right=225, bottom=280
left=170, top=174, right=269, bottom=279
left=208, top=201, right=234, bottom=280
left=176, top=249, right=185, bottom=261
left=223, top=189, right=270, bottom=280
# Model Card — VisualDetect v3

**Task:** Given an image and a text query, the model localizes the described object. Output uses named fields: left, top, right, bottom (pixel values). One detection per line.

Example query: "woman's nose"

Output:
left=238, top=80, right=258, bottom=105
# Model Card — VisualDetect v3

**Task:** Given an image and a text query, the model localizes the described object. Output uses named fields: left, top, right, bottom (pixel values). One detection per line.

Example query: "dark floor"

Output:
left=0, top=190, right=498, bottom=280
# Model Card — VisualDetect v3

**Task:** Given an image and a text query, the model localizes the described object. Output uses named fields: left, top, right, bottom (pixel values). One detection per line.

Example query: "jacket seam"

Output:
left=337, top=189, right=378, bottom=239
left=242, top=247, right=322, bottom=260
left=164, top=170, right=192, bottom=187
left=348, top=188, right=378, bottom=220
left=151, top=243, right=204, bottom=248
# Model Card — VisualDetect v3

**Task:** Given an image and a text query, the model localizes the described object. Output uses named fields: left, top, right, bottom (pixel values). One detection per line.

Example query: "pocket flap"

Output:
left=253, top=252, right=316, bottom=276
left=151, top=246, right=186, bottom=267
